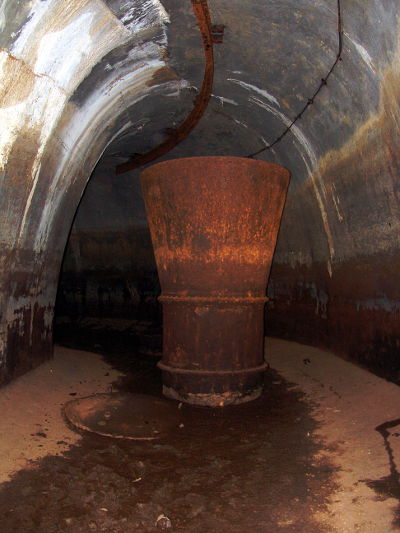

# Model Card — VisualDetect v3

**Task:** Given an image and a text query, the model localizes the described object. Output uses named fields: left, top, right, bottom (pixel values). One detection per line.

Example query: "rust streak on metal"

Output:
left=158, top=362, right=269, bottom=376
left=141, top=156, right=290, bottom=406
left=159, top=295, right=268, bottom=304
left=115, top=0, right=214, bottom=175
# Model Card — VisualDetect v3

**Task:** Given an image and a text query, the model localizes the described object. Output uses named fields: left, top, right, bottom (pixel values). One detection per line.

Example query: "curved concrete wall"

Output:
left=0, top=0, right=399, bottom=383
left=0, top=0, right=181, bottom=382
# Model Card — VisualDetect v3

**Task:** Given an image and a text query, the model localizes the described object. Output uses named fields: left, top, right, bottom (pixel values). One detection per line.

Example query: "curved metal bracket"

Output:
left=116, top=0, right=214, bottom=175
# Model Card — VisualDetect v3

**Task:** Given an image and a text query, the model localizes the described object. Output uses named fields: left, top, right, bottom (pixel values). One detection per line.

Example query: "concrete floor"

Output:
left=0, top=339, right=399, bottom=532
left=0, top=347, right=123, bottom=484
left=267, top=339, right=400, bottom=532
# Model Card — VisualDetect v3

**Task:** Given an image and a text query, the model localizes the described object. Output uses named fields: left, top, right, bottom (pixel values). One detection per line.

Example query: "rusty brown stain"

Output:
left=267, top=40, right=400, bottom=383
left=146, top=66, right=181, bottom=87
left=290, top=41, right=400, bottom=273
left=5, top=127, right=42, bottom=183
left=312, top=42, right=400, bottom=209
left=141, top=156, right=290, bottom=406
left=0, top=49, right=36, bottom=106
left=115, top=0, right=214, bottom=175
left=1, top=302, right=52, bottom=386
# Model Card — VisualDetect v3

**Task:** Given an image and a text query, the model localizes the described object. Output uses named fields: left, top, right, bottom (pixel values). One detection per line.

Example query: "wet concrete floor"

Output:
left=0, top=375, right=334, bottom=532
left=0, top=319, right=399, bottom=532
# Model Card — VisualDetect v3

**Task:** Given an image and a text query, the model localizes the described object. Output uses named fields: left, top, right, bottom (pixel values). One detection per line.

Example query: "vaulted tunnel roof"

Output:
left=0, top=0, right=399, bottom=384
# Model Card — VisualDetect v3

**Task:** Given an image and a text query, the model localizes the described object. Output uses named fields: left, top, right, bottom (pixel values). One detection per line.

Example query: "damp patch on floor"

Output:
left=0, top=363, right=335, bottom=532
left=0, top=337, right=399, bottom=532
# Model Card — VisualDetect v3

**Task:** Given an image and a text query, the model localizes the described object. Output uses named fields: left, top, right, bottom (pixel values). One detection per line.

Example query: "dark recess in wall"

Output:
left=54, top=166, right=162, bottom=357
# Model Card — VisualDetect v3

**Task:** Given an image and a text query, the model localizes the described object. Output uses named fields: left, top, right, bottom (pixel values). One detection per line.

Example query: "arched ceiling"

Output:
left=101, top=0, right=395, bottom=172
left=1, top=0, right=399, bottom=265
left=0, top=0, right=400, bottom=384
left=92, top=0, right=400, bottom=270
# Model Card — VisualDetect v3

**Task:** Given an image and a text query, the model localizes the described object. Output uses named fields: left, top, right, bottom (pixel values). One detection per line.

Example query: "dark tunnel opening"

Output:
left=53, top=161, right=164, bottom=376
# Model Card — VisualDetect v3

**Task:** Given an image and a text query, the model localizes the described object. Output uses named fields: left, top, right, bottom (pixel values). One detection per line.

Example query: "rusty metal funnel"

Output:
left=141, top=156, right=290, bottom=406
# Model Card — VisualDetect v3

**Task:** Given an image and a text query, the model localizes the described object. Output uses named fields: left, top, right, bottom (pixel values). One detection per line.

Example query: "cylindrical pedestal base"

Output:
left=158, top=295, right=267, bottom=406
left=160, top=364, right=266, bottom=406
left=141, top=157, right=290, bottom=407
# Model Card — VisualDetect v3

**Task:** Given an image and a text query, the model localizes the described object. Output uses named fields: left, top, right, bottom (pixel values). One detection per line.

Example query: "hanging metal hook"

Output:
left=116, top=0, right=215, bottom=175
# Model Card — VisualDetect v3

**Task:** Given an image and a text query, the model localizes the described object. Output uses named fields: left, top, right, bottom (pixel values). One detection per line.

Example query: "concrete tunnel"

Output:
left=0, top=1, right=400, bottom=531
